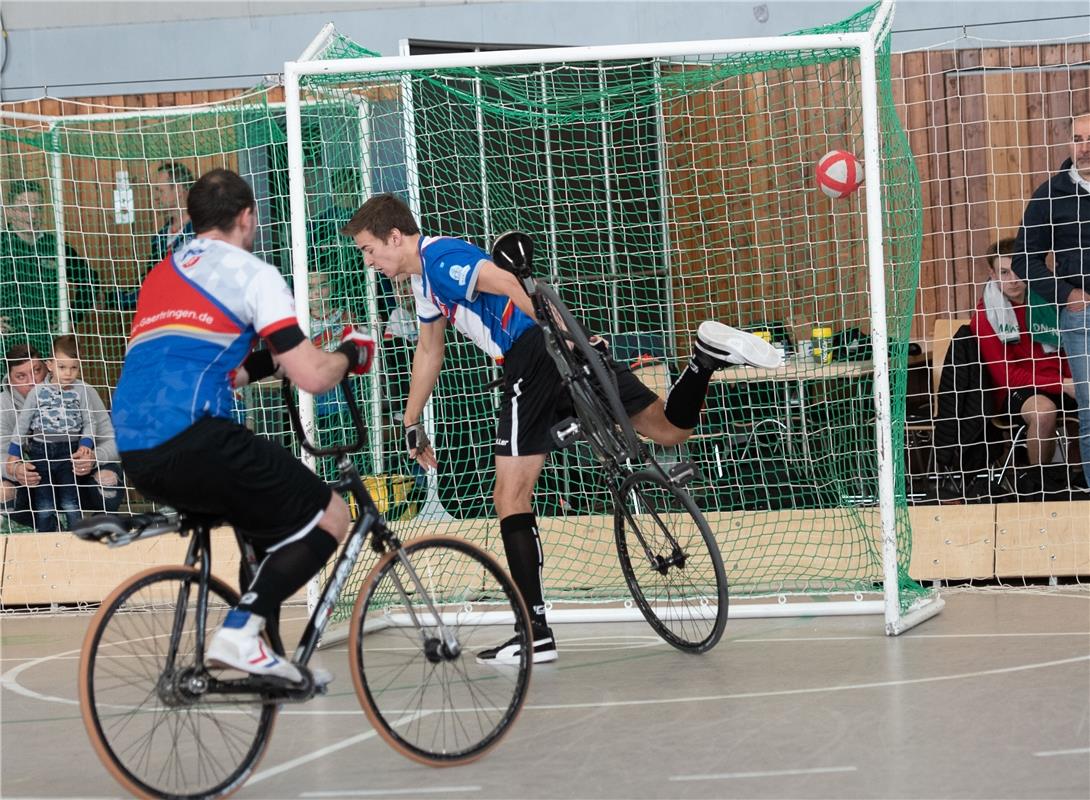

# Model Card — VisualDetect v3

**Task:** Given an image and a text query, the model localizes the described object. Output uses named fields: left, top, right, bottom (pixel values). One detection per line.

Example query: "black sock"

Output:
left=239, top=539, right=285, bottom=653
left=238, top=526, right=338, bottom=622
left=500, top=513, right=548, bottom=631
left=664, top=357, right=714, bottom=429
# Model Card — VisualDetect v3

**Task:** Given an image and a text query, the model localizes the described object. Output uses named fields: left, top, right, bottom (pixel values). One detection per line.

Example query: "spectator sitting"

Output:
left=5, top=336, right=122, bottom=530
left=970, top=237, right=1076, bottom=476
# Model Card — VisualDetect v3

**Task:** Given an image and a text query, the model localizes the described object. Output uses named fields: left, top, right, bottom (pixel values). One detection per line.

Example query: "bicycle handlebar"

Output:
left=282, top=376, right=367, bottom=458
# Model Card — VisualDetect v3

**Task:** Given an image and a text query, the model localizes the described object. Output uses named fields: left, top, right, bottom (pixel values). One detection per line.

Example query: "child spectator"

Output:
left=7, top=335, right=115, bottom=530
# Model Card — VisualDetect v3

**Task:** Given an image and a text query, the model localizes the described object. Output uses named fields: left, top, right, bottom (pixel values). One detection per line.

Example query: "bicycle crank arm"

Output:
left=203, top=670, right=324, bottom=703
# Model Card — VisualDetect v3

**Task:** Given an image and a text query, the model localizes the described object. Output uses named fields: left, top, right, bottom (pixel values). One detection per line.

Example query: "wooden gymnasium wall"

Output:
left=661, top=59, right=870, bottom=351
left=661, top=42, right=1090, bottom=349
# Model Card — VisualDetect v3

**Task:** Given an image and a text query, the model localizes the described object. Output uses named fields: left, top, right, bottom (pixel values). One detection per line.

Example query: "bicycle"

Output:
left=73, top=378, right=533, bottom=800
left=491, top=231, right=729, bottom=654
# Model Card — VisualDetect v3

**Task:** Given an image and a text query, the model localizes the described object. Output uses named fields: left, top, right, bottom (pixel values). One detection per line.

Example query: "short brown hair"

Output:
left=341, top=193, right=420, bottom=240
left=5, top=343, right=43, bottom=373
left=52, top=334, right=79, bottom=360
left=188, top=169, right=255, bottom=235
left=987, top=237, right=1019, bottom=270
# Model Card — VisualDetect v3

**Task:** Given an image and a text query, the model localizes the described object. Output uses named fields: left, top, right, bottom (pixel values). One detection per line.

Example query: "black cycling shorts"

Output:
left=495, top=326, right=658, bottom=457
left=121, top=416, right=333, bottom=542
left=1004, top=387, right=1077, bottom=418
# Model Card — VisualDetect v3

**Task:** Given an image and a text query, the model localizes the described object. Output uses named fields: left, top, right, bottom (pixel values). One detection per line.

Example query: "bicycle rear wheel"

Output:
left=349, top=536, right=532, bottom=766
left=79, top=567, right=277, bottom=799
left=614, top=470, right=729, bottom=653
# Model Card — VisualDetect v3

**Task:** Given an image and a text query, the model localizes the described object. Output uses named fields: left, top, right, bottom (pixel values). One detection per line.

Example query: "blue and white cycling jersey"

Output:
left=411, top=236, right=536, bottom=360
left=112, top=238, right=298, bottom=451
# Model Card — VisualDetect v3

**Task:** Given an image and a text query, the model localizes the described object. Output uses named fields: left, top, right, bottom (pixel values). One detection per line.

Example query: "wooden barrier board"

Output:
left=2, top=504, right=1085, bottom=606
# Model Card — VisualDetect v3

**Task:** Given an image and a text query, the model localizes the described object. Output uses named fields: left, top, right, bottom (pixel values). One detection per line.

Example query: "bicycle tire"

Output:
left=349, top=536, right=532, bottom=766
left=79, top=566, right=277, bottom=799
left=533, top=281, right=642, bottom=463
left=613, top=470, right=729, bottom=653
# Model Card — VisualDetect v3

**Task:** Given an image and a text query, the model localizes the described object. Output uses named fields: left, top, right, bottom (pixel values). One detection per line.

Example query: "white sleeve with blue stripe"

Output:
left=412, top=274, right=443, bottom=323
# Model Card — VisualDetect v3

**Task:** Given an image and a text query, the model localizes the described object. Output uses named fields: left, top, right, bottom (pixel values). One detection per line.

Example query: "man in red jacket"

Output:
left=971, top=237, right=1075, bottom=467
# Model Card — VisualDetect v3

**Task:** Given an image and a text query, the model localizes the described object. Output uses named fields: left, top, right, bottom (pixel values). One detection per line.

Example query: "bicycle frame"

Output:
left=488, top=228, right=698, bottom=579
left=153, top=377, right=459, bottom=700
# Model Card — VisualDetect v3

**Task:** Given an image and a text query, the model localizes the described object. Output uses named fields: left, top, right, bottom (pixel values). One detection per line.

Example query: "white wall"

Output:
left=0, top=0, right=1087, bottom=101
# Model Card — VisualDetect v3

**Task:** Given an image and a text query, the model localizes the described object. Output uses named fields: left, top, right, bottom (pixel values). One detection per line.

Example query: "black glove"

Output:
left=405, top=422, right=431, bottom=457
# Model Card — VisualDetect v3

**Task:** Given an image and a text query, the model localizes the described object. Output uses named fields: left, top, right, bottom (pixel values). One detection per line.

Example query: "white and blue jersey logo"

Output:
left=412, top=236, right=536, bottom=359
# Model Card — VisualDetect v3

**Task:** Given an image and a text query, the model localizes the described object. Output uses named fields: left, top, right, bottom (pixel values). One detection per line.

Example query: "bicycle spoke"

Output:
left=614, top=471, right=728, bottom=653
left=81, top=568, right=275, bottom=799
left=352, top=537, right=531, bottom=764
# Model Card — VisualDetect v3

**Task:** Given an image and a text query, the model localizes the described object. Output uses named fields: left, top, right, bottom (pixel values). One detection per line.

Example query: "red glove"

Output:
left=337, top=325, right=376, bottom=375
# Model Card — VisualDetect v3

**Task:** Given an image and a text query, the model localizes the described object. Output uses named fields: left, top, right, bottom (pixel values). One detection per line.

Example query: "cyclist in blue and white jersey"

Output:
left=343, top=193, right=779, bottom=665
left=112, top=169, right=375, bottom=684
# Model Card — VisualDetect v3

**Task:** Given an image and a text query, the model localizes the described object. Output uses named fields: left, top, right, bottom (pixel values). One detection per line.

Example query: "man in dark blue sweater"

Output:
left=1012, top=113, right=1090, bottom=486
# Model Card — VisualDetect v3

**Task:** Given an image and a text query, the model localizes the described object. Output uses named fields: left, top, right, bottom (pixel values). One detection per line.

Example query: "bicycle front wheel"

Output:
left=614, top=470, right=729, bottom=653
left=79, top=567, right=277, bottom=800
left=349, top=536, right=532, bottom=766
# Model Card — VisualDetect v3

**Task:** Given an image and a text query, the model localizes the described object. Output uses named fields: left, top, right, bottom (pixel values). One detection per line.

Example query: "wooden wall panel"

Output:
left=995, top=502, right=1090, bottom=578
left=6, top=504, right=1078, bottom=606
left=661, top=60, right=871, bottom=354
left=896, top=44, right=1090, bottom=342
left=659, top=43, right=1088, bottom=349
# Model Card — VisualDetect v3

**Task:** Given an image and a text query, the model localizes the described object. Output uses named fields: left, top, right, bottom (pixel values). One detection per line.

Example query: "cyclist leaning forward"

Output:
left=111, top=169, right=375, bottom=685
left=344, top=193, right=781, bottom=665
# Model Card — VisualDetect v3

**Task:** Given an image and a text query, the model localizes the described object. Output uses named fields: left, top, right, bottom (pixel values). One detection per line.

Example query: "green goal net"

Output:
left=289, top=0, right=932, bottom=627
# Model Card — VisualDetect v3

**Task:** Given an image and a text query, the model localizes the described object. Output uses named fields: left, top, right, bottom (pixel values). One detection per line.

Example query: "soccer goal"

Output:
left=284, top=0, right=943, bottom=636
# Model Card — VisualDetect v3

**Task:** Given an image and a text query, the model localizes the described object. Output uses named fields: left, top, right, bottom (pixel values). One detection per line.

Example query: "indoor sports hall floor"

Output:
left=2, top=588, right=1088, bottom=800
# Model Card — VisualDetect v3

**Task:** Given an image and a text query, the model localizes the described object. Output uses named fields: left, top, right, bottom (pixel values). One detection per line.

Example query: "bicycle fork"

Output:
left=612, top=486, right=688, bottom=575
left=160, top=526, right=215, bottom=704
left=389, top=549, right=462, bottom=661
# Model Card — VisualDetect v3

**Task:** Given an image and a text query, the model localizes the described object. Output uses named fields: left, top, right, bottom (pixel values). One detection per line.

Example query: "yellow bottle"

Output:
left=812, top=326, right=834, bottom=364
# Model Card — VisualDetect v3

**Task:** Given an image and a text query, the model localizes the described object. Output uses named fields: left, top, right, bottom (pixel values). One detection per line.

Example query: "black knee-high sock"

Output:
left=239, top=539, right=285, bottom=653
left=500, top=513, right=547, bottom=631
left=664, top=357, right=715, bottom=429
left=238, top=526, right=338, bottom=623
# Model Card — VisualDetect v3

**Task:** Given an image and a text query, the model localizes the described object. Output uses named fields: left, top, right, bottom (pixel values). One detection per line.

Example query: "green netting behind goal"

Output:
left=293, top=1, right=928, bottom=619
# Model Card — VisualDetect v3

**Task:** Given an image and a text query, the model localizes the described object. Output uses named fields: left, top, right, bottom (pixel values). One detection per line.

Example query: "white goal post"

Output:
left=282, top=0, right=944, bottom=637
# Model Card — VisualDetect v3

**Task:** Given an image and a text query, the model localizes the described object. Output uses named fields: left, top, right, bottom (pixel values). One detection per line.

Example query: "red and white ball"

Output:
left=816, top=149, right=864, bottom=199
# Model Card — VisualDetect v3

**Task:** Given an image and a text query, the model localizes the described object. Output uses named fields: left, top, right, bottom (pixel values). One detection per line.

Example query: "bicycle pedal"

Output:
left=550, top=417, right=584, bottom=449
left=667, top=461, right=700, bottom=486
